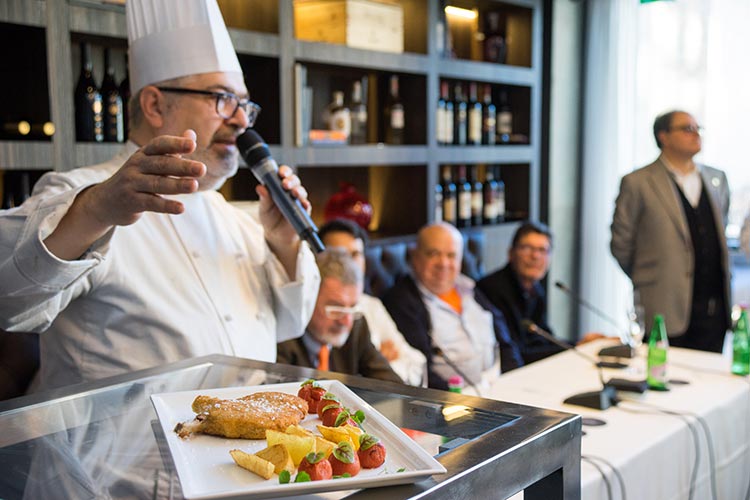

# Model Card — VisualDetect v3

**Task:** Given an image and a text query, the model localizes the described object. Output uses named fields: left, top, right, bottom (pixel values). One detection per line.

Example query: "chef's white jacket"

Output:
left=0, top=143, right=320, bottom=390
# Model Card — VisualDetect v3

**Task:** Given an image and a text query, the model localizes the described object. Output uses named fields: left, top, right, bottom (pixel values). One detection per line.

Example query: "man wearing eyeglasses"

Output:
left=477, top=221, right=564, bottom=366
left=277, top=249, right=403, bottom=383
left=611, top=110, right=730, bottom=353
left=0, top=0, right=320, bottom=391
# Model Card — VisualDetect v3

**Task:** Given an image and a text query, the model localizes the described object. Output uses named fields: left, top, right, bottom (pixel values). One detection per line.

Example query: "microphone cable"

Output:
left=581, top=456, right=613, bottom=500
left=618, top=399, right=718, bottom=500
left=432, top=347, right=482, bottom=397
left=554, top=281, right=624, bottom=333
left=582, top=455, right=627, bottom=500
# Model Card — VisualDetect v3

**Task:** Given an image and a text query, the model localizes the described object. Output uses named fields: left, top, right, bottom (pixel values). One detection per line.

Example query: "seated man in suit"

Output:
left=476, top=221, right=564, bottom=366
left=277, top=249, right=403, bottom=383
left=382, top=222, right=522, bottom=390
left=319, top=219, right=427, bottom=386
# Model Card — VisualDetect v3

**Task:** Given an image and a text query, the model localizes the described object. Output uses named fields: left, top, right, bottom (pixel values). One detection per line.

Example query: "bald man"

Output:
left=382, top=223, right=522, bottom=390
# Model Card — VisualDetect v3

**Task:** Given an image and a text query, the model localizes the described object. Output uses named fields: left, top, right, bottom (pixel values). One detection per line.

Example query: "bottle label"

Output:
left=484, top=195, right=498, bottom=219
left=498, top=111, right=512, bottom=134
left=443, top=197, right=456, bottom=223
left=471, top=191, right=482, bottom=216
left=468, top=109, right=482, bottom=143
left=330, top=109, right=351, bottom=138
left=458, top=192, right=472, bottom=219
left=391, top=108, right=404, bottom=129
left=436, top=108, right=446, bottom=143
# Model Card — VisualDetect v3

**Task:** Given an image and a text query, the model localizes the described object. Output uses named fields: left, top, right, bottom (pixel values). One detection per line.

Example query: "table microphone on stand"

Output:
left=521, top=320, right=618, bottom=410
left=554, top=281, right=633, bottom=360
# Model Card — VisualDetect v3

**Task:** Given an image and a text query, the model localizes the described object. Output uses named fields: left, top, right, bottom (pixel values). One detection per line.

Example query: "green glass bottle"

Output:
left=732, top=310, right=750, bottom=376
left=646, top=314, right=669, bottom=390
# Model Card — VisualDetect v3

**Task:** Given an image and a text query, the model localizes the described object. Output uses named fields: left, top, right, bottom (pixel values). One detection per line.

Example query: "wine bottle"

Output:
left=101, top=48, right=124, bottom=143
left=470, top=165, right=483, bottom=226
left=467, top=82, right=482, bottom=146
left=482, top=84, right=496, bottom=145
left=483, top=11, right=507, bottom=64
left=441, top=166, right=457, bottom=226
left=497, top=90, right=512, bottom=144
left=434, top=182, right=443, bottom=222
left=455, top=165, right=472, bottom=228
left=384, top=75, right=404, bottom=145
left=482, top=167, right=499, bottom=225
left=495, top=166, right=506, bottom=221
left=349, top=80, right=367, bottom=144
left=646, top=314, right=669, bottom=390
left=442, top=81, right=454, bottom=146
left=119, top=54, right=131, bottom=140
left=452, top=83, right=467, bottom=146
left=74, top=42, right=104, bottom=142
left=327, top=90, right=351, bottom=140
left=732, top=309, right=750, bottom=376
left=437, top=81, right=448, bottom=145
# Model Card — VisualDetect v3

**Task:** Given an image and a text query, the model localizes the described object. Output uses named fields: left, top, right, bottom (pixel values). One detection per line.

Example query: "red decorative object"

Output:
left=324, top=182, right=373, bottom=229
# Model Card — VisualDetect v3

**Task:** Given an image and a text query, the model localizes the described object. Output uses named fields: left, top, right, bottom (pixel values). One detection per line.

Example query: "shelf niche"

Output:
left=0, top=23, right=51, bottom=142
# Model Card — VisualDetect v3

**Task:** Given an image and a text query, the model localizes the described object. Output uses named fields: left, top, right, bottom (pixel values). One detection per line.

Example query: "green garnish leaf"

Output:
left=279, top=470, right=291, bottom=484
left=305, top=451, right=326, bottom=464
left=300, top=379, right=317, bottom=387
left=334, top=409, right=351, bottom=427
left=332, top=442, right=356, bottom=463
left=353, top=410, right=366, bottom=424
left=321, top=403, right=341, bottom=414
left=397, top=467, right=406, bottom=473
left=333, top=473, right=352, bottom=479
left=295, top=471, right=311, bottom=482
left=321, top=392, right=340, bottom=402
left=359, top=434, right=380, bottom=450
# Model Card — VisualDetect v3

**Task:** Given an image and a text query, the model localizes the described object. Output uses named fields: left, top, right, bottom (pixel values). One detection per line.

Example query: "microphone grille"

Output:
left=237, top=129, right=271, bottom=164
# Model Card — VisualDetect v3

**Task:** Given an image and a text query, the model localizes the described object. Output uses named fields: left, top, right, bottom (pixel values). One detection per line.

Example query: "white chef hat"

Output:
left=126, top=0, right=242, bottom=94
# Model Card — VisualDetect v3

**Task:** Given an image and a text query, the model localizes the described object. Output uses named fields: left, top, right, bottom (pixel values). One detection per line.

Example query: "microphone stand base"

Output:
left=563, top=386, right=618, bottom=410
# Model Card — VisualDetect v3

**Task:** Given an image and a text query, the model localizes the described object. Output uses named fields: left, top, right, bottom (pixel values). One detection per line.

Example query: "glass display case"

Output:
left=0, top=354, right=580, bottom=499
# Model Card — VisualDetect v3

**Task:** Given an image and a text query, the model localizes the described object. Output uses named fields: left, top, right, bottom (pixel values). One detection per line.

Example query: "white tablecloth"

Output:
left=483, top=339, right=750, bottom=500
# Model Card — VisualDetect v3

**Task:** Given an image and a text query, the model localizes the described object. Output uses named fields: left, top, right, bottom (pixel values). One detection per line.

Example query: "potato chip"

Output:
left=255, top=444, right=295, bottom=475
left=314, top=436, right=336, bottom=458
left=229, top=449, right=274, bottom=480
left=316, top=425, right=354, bottom=449
left=342, top=424, right=364, bottom=451
left=285, top=424, right=314, bottom=437
left=266, top=429, right=315, bottom=465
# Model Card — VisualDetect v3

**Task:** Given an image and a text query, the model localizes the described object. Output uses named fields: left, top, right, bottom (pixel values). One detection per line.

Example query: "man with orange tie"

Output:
left=277, top=249, right=403, bottom=383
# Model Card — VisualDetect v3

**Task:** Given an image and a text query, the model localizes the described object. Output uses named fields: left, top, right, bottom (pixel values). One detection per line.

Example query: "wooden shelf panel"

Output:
left=438, top=59, right=536, bottom=86
left=75, top=143, right=123, bottom=168
left=436, top=145, right=533, bottom=164
left=69, top=1, right=126, bottom=38
left=0, top=142, right=53, bottom=170
left=0, top=0, right=46, bottom=27
left=231, top=30, right=280, bottom=57
left=295, top=41, right=429, bottom=75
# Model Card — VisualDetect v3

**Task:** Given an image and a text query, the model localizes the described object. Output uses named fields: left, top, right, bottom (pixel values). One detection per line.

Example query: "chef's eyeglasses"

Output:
left=324, top=305, right=363, bottom=320
left=156, top=87, right=261, bottom=125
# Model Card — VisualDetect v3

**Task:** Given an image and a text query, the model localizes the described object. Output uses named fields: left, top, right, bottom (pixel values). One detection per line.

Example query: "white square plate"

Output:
left=151, top=380, right=447, bottom=499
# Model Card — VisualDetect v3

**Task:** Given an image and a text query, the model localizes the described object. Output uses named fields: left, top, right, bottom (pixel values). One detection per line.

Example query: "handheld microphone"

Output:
left=236, top=130, right=325, bottom=253
left=520, top=320, right=619, bottom=410
left=554, top=281, right=633, bottom=359
left=432, top=346, right=481, bottom=397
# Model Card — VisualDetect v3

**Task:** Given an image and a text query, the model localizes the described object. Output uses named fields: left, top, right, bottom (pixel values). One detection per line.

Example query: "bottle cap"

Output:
left=448, top=375, right=464, bottom=387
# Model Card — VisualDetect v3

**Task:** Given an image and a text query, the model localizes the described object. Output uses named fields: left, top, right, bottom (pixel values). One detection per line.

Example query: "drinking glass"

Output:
left=626, top=304, right=646, bottom=376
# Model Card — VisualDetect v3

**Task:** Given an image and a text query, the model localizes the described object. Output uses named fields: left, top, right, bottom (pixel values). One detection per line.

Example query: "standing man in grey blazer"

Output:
left=611, top=110, right=731, bottom=353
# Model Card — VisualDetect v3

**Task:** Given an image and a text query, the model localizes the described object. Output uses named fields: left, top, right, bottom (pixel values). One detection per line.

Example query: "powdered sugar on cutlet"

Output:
left=176, top=391, right=308, bottom=440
